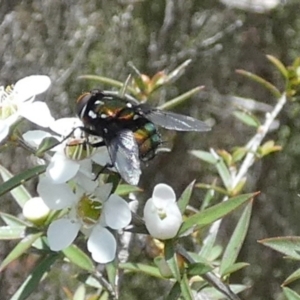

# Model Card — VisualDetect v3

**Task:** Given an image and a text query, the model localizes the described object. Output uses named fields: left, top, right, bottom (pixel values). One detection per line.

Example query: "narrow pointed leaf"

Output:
left=0, top=165, right=46, bottom=207
left=283, top=268, right=300, bottom=286
left=213, top=152, right=232, bottom=190
left=222, top=262, right=250, bottom=277
left=187, top=262, right=213, bottom=276
left=266, top=55, right=288, bottom=79
left=78, top=75, right=135, bottom=94
left=166, top=59, right=192, bottom=83
left=220, top=201, right=253, bottom=276
left=282, top=287, right=300, bottom=300
left=258, top=236, right=300, bottom=260
left=190, top=150, right=217, bottom=164
left=73, top=284, right=86, bottom=300
left=196, top=183, right=228, bottom=195
left=236, top=69, right=281, bottom=98
left=165, top=240, right=181, bottom=281
left=178, top=181, right=195, bottom=214
left=179, top=193, right=256, bottom=235
left=165, top=282, right=181, bottom=300
left=180, top=273, right=194, bottom=300
left=119, top=263, right=163, bottom=278
left=63, top=245, right=95, bottom=272
left=199, top=285, right=248, bottom=299
left=158, top=86, right=205, bottom=111
left=115, top=184, right=142, bottom=196
left=106, top=261, right=117, bottom=290
left=10, top=254, right=58, bottom=300
left=0, top=212, right=31, bottom=227
left=0, top=226, right=27, bottom=240
left=199, top=230, right=219, bottom=260
left=233, top=111, right=261, bottom=128
left=0, top=232, right=43, bottom=271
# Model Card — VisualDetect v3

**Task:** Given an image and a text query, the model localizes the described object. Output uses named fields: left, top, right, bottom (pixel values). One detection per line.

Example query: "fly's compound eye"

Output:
left=76, top=92, right=92, bottom=118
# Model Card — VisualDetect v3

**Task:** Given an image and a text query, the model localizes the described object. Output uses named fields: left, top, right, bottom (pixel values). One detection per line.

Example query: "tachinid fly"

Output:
left=76, top=89, right=211, bottom=185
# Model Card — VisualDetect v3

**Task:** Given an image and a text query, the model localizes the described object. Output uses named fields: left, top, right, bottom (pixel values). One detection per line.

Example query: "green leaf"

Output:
left=220, top=201, right=253, bottom=276
left=236, top=69, right=281, bottom=98
left=282, top=287, right=300, bottom=300
left=196, top=183, right=228, bottom=195
left=35, top=136, right=61, bottom=156
left=0, top=165, right=46, bottom=207
left=165, top=240, right=181, bottom=281
left=119, top=263, right=163, bottom=278
left=158, top=86, right=205, bottom=111
left=115, top=184, right=142, bottom=196
left=10, top=254, right=58, bottom=300
left=195, top=149, right=233, bottom=190
left=177, top=181, right=195, bottom=214
left=221, top=262, right=249, bottom=277
left=233, top=111, right=261, bottom=128
left=63, top=244, right=95, bottom=272
left=32, top=236, right=51, bottom=251
left=0, top=232, right=43, bottom=271
left=198, top=230, right=219, bottom=260
left=283, top=268, right=300, bottom=286
left=165, top=282, right=181, bottom=300
left=106, top=260, right=117, bottom=290
left=213, top=151, right=232, bottom=191
left=73, top=284, right=86, bottom=300
left=77, top=75, right=136, bottom=95
left=201, top=188, right=215, bottom=210
left=258, top=236, right=300, bottom=260
left=0, top=212, right=31, bottom=227
left=187, top=262, right=213, bottom=276
left=266, top=55, right=288, bottom=79
left=199, top=284, right=247, bottom=299
left=179, top=193, right=256, bottom=235
left=180, top=273, right=193, bottom=300
left=190, top=150, right=218, bottom=164
left=0, top=226, right=27, bottom=240
left=166, top=59, right=192, bottom=83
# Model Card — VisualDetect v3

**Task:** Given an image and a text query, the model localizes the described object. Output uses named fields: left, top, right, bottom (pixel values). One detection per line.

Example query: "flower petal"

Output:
left=103, top=194, right=131, bottom=229
left=47, top=218, right=80, bottom=251
left=22, top=130, right=52, bottom=147
left=50, top=117, right=82, bottom=136
left=22, top=197, right=50, bottom=222
left=94, top=183, right=113, bottom=202
left=14, top=75, right=51, bottom=103
left=152, top=183, right=176, bottom=206
left=0, top=121, right=9, bottom=142
left=46, top=152, right=80, bottom=183
left=87, top=225, right=116, bottom=264
left=37, top=177, right=76, bottom=209
left=20, top=101, right=55, bottom=127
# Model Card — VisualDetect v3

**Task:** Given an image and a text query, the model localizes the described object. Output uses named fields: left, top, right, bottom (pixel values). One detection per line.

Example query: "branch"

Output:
left=203, top=93, right=287, bottom=246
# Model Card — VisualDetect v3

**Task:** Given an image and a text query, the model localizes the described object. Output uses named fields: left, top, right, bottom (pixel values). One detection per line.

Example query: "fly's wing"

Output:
left=140, top=107, right=211, bottom=132
left=107, top=129, right=141, bottom=185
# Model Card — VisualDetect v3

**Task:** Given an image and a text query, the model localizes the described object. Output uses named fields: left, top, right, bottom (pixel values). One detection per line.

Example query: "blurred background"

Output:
left=1, top=0, right=300, bottom=299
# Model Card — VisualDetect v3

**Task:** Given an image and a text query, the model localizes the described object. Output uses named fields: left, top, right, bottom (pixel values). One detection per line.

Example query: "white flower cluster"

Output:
left=1, top=75, right=183, bottom=264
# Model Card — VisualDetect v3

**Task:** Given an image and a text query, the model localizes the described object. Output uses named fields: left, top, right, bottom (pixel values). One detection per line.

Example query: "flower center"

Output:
left=156, top=207, right=167, bottom=220
left=76, top=194, right=102, bottom=225
left=0, top=86, right=18, bottom=119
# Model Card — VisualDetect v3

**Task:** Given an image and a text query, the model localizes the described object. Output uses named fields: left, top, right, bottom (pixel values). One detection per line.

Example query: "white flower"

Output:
left=23, top=117, right=110, bottom=187
left=143, top=183, right=182, bottom=240
left=38, top=178, right=132, bottom=264
left=0, top=75, right=53, bottom=142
